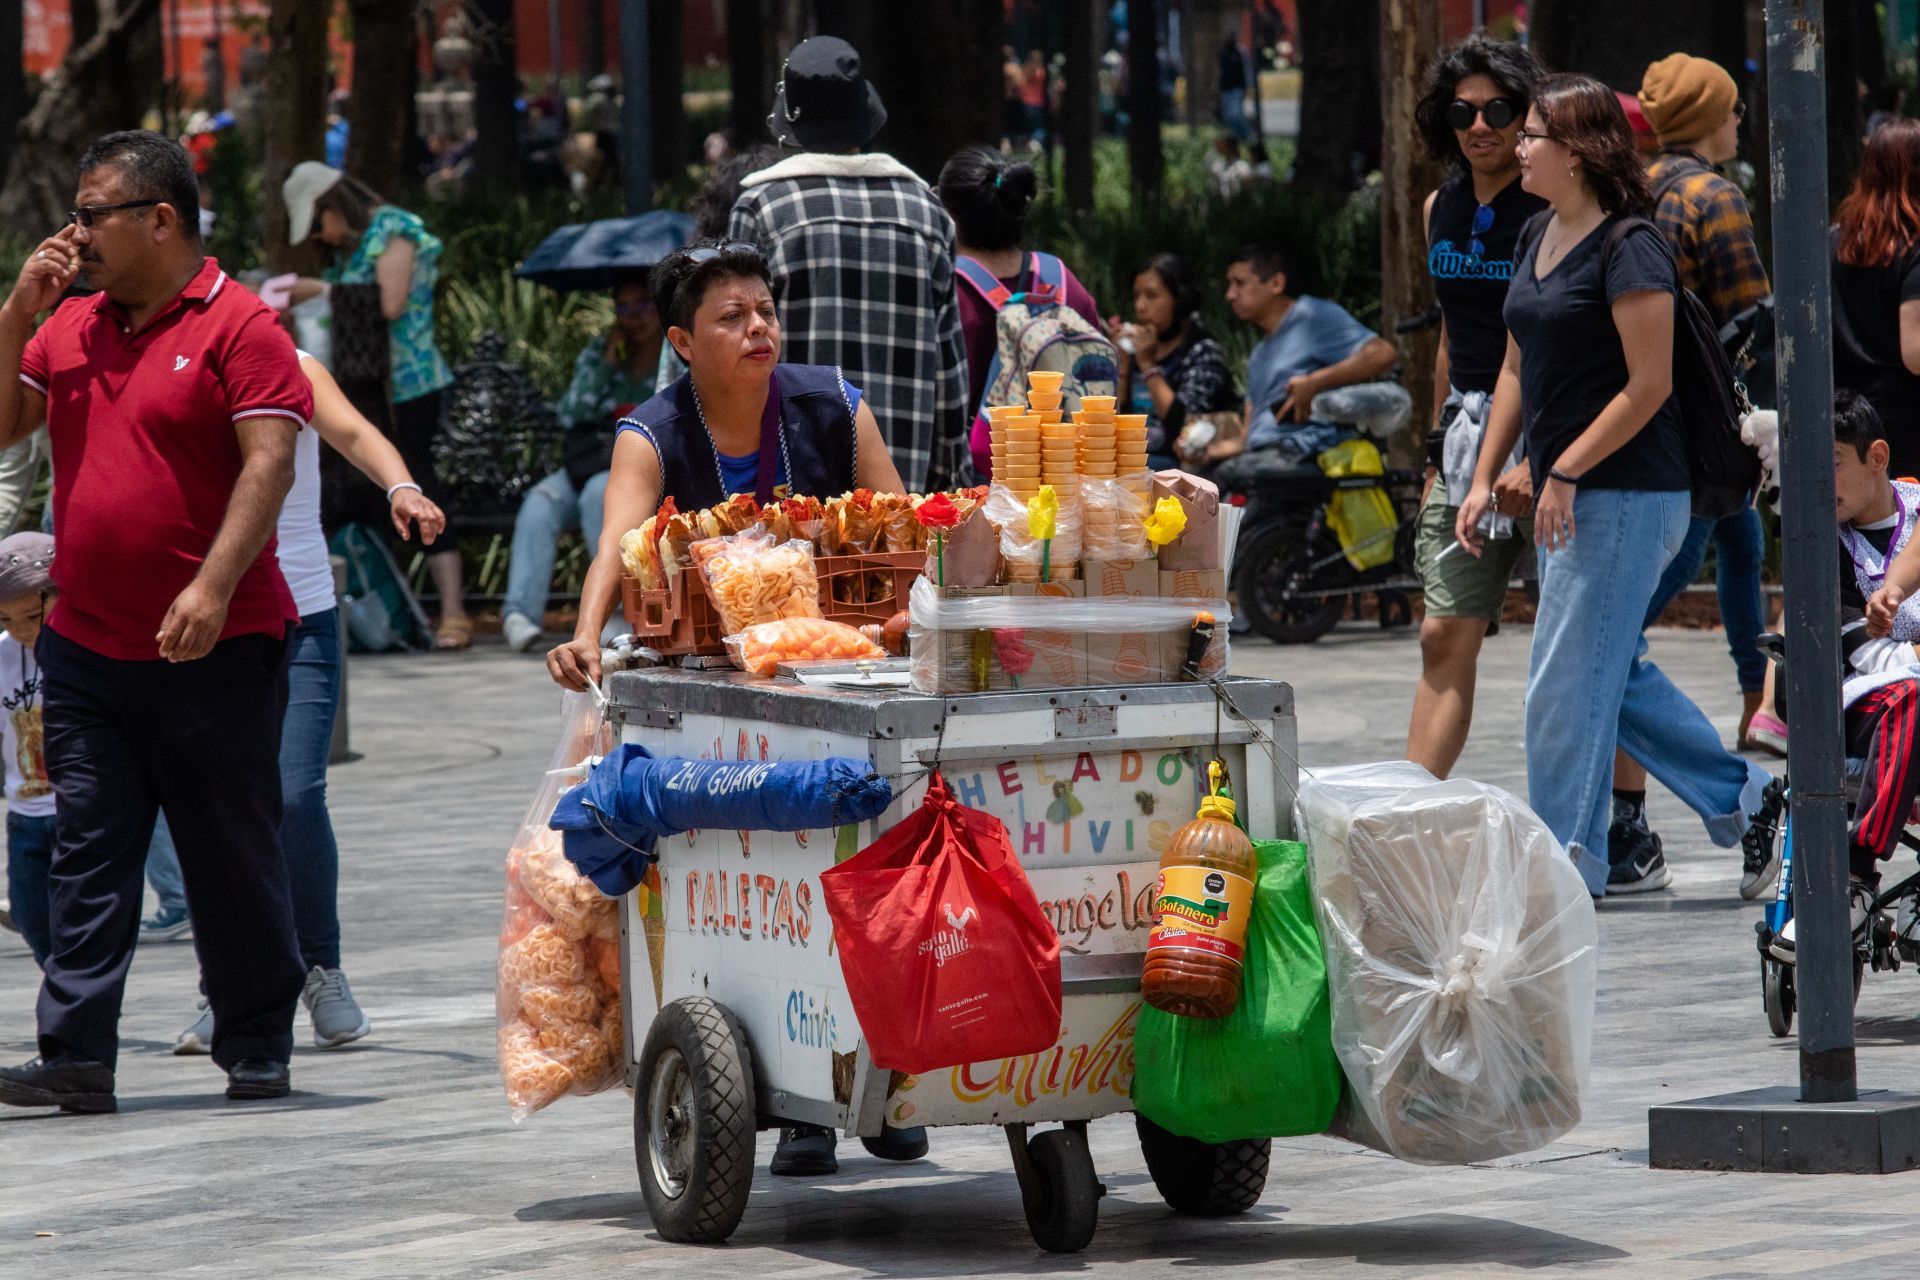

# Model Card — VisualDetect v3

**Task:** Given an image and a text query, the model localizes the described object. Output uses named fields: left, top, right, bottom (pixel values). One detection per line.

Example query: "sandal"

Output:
left=433, top=617, right=474, bottom=651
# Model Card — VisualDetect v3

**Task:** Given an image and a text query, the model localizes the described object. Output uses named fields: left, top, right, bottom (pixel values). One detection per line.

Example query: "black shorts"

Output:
left=391, top=389, right=448, bottom=510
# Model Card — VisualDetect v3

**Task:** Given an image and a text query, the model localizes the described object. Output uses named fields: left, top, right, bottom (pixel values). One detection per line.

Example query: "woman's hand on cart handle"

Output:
left=548, top=635, right=603, bottom=691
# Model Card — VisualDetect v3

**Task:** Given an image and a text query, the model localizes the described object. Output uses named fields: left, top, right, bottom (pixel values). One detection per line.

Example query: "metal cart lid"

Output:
left=605, top=668, right=1293, bottom=740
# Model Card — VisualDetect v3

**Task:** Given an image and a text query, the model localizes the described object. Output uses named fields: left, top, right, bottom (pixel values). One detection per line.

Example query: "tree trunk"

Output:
left=1127, top=0, right=1163, bottom=202
left=261, top=0, right=327, bottom=273
left=1293, top=0, right=1379, bottom=202
left=71, top=0, right=99, bottom=48
left=1378, top=0, right=1443, bottom=457
left=1186, top=0, right=1238, bottom=134
left=470, top=0, right=518, bottom=191
left=648, top=0, right=685, bottom=181
left=837, top=0, right=1004, bottom=182
left=582, top=0, right=606, bottom=76
left=1062, top=0, right=1096, bottom=214
left=346, top=0, right=415, bottom=198
left=0, top=0, right=164, bottom=233
left=725, top=0, right=772, bottom=148
left=1530, top=0, right=1745, bottom=92
left=0, top=0, right=25, bottom=184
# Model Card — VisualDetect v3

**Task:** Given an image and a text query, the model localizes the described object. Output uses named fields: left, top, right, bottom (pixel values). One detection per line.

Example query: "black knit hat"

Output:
left=767, top=36, right=888, bottom=151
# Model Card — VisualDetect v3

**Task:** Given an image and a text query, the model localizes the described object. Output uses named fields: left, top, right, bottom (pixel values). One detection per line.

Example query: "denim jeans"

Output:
left=7, top=810, right=56, bottom=966
left=1643, top=506, right=1769, bottom=693
left=505, top=468, right=609, bottom=625
left=144, top=814, right=185, bottom=915
left=1527, top=488, right=1771, bottom=894
left=142, top=608, right=344, bottom=970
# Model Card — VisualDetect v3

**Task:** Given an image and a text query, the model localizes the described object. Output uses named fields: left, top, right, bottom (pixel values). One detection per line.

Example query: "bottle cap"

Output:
left=1197, top=793, right=1237, bottom=822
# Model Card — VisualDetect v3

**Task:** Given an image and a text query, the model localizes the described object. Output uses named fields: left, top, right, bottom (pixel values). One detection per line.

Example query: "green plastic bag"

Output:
left=1131, top=839, right=1341, bottom=1142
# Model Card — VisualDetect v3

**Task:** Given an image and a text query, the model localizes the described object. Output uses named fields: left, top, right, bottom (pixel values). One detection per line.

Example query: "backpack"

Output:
left=956, top=253, right=1118, bottom=475
left=329, top=522, right=434, bottom=653
left=1517, top=210, right=1758, bottom=521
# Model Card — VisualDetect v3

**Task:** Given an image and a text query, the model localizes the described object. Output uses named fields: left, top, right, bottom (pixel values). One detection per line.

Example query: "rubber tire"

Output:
left=634, top=996, right=757, bottom=1244
left=1135, top=1114, right=1270, bottom=1215
left=1234, top=523, right=1348, bottom=645
left=1763, top=959, right=1794, bottom=1038
left=1024, top=1127, right=1100, bottom=1254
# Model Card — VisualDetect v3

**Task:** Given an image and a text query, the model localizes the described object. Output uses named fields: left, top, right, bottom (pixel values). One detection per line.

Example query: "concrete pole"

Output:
left=621, top=0, right=653, bottom=213
left=1765, top=0, right=1856, bottom=1105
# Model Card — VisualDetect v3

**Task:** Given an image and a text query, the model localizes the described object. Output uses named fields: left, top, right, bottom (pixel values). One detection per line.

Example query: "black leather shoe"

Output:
left=861, top=1125, right=930, bottom=1162
left=770, top=1124, right=839, bottom=1176
left=225, top=1058, right=290, bottom=1101
left=0, top=1054, right=116, bottom=1114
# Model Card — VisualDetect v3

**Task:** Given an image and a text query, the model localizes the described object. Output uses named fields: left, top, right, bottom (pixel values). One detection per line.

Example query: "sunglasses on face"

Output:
left=66, top=199, right=161, bottom=228
left=1447, top=97, right=1521, bottom=132
left=616, top=299, right=657, bottom=317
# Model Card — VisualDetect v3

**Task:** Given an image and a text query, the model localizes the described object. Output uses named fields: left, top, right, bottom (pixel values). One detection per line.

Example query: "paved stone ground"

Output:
left=5, top=619, right=1920, bottom=1278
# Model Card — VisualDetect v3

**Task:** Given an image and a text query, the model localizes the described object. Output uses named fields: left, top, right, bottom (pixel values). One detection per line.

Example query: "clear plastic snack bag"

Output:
left=1294, top=761, right=1597, bottom=1165
left=497, top=691, right=624, bottom=1121
left=688, top=526, right=823, bottom=634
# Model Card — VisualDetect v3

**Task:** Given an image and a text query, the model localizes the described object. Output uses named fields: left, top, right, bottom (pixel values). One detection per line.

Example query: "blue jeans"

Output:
left=144, top=815, right=184, bottom=915
left=1527, top=488, right=1771, bottom=895
left=1643, top=506, right=1769, bottom=693
left=505, top=468, right=608, bottom=625
left=1221, top=87, right=1253, bottom=141
left=142, top=608, right=344, bottom=970
left=7, top=811, right=56, bottom=966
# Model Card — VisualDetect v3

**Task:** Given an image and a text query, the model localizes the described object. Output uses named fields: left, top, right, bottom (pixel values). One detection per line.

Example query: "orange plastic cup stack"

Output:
left=1074, top=395, right=1116, bottom=552
left=1002, top=410, right=1042, bottom=501
left=986, top=404, right=1024, bottom=481
left=1114, top=412, right=1150, bottom=477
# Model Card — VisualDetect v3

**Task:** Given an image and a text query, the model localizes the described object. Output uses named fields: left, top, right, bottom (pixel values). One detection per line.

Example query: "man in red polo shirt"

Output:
left=0, top=131, right=311, bottom=1112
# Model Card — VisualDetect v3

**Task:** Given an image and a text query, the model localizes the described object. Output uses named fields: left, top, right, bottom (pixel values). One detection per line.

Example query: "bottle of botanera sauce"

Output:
left=1142, top=762, right=1256, bottom=1019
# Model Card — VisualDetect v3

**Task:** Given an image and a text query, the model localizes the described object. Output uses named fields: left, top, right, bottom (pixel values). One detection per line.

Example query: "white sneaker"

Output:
left=174, top=998, right=213, bottom=1055
left=502, top=612, right=542, bottom=652
left=1769, top=881, right=1875, bottom=963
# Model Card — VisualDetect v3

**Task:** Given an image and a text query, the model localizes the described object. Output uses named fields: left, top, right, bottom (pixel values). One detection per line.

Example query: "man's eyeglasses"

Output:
left=1446, top=97, right=1521, bottom=132
left=616, top=299, right=657, bottom=318
left=1469, top=203, right=1496, bottom=259
left=66, top=199, right=162, bottom=229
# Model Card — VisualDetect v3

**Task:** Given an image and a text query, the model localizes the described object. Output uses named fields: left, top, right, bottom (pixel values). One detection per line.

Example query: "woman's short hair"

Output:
left=1133, top=252, right=1204, bottom=340
left=1532, top=73, right=1652, bottom=217
left=1415, top=36, right=1544, bottom=168
left=937, top=145, right=1039, bottom=252
left=1835, top=117, right=1920, bottom=269
left=311, top=173, right=385, bottom=237
left=649, top=237, right=774, bottom=333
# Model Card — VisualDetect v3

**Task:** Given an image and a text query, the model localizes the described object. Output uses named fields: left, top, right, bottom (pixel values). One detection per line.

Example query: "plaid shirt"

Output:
left=730, top=153, right=969, bottom=492
left=1648, top=149, right=1772, bottom=331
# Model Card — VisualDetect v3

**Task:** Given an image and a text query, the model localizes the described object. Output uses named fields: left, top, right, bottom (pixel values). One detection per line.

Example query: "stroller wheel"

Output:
left=1763, top=958, right=1794, bottom=1037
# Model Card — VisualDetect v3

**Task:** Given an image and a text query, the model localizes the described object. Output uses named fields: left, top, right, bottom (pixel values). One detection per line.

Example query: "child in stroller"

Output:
left=1747, top=393, right=1920, bottom=1033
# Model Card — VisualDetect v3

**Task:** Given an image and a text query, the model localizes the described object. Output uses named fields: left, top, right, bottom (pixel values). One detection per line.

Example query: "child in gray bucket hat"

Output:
left=0, top=531, right=56, bottom=965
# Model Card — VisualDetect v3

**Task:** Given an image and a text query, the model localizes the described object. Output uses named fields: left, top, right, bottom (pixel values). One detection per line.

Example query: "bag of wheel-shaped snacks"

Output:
left=497, top=691, right=624, bottom=1121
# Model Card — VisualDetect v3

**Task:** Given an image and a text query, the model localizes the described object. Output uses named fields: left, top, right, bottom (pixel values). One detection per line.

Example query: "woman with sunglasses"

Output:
left=501, top=275, right=664, bottom=653
left=547, top=239, right=906, bottom=693
left=1455, top=76, right=1771, bottom=899
left=1406, top=36, right=1547, bottom=779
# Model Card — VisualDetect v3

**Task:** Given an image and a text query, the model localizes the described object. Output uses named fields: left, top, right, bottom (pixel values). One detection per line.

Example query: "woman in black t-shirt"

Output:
left=1830, top=119, right=1920, bottom=479
left=1455, top=75, right=1770, bottom=900
left=1406, top=35, right=1547, bottom=780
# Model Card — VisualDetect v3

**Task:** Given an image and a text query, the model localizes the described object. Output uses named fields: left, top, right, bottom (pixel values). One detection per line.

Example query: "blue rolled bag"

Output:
left=549, top=744, right=894, bottom=895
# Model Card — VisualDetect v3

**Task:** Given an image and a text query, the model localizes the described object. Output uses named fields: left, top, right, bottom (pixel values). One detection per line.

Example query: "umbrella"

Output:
left=514, top=210, right=697, bottom=293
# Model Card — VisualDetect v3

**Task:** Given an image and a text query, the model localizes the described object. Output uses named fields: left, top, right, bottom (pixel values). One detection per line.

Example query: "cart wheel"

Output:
left=1134, top=1114, right=1270, bottom=1215
left=634, top=996, right=757, bottom=1244
left=1023, top=1127, right=1101, bottom=1254
left=1762, top=959, right=1794, bottom=1038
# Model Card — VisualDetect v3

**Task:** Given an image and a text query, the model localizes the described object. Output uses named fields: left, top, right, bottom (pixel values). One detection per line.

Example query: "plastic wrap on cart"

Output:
left=550, top=746, right=893, bottom=895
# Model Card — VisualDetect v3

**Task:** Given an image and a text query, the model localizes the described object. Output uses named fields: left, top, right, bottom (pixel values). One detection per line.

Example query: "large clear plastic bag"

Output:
left=497, top=692, right=624, bottom=1122
left=1294, top=761, right=1597, bottom=1165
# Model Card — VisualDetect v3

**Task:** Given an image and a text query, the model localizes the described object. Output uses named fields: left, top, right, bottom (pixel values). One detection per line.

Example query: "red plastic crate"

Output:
left=818, top=551, right=924, bottom=628
left=619, top=571, right=728, bottom=657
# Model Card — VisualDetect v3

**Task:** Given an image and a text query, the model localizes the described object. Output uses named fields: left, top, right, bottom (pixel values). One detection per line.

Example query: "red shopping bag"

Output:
left=821, top=774, right=1063, bottom=1073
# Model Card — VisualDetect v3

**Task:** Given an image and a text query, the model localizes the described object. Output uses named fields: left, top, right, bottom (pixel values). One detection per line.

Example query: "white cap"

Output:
left=282, top=160, right=343, bottom=245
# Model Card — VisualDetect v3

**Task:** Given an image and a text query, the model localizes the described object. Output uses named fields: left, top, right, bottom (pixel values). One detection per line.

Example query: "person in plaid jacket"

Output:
left=728, top=36, right=970, bottom=494
left=1602, top=53, right=1776, bottom=892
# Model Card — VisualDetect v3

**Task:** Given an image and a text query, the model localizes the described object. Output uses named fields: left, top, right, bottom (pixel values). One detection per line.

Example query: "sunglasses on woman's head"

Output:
left=675, top=242, right=761, bottom=266
left=1447, top=97, right=1521, bottom=132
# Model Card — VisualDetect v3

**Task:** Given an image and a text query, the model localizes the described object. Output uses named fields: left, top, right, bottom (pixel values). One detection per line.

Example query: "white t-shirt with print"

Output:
left=0, top=632, right=55, bottom=817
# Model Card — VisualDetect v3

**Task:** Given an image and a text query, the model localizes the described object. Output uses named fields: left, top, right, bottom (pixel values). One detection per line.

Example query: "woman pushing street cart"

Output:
left=544, top=238, right=918, bottom=1176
